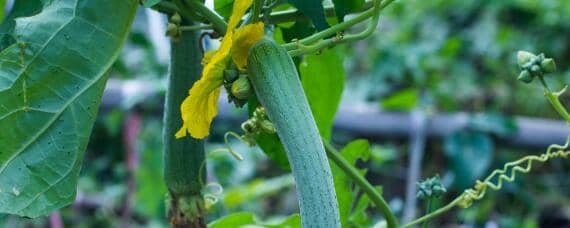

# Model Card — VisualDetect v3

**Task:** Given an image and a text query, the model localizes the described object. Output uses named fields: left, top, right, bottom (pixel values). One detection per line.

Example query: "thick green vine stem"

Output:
left=324, top=142, right=398, bottom=228
left=403, top=138, right=570, bottom=228
left=163, top=20, right=207, bottom=227
left=283, top=0, right=396, bottom=56
left=539, top=78, right=570, bottom=124
left=173, top=0, right=228, bottom=35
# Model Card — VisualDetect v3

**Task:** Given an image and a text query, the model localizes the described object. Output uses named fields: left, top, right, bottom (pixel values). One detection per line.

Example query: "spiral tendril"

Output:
left=458, top=137, right=570, bottom=208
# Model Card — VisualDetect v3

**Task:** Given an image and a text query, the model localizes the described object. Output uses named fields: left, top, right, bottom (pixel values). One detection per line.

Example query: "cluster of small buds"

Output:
left=517, top=51, right=556, bottom=83
left=223, top=66, right=252, bottom=107
left=242, top=107, right=276, bottom=139
left=416, top=175, right=447, bottom=199
left=166, top=13, right=182, bottom=41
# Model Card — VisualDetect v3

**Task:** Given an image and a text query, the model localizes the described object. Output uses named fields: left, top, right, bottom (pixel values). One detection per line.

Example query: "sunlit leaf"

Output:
left=0, top=0, right=138, bottom=217
left=330, top=139, right=370, bottom=226
left=300, top=47, right=345, bottom=140
left=286, top=0, right=329, bottom=31
left=380, top=88, right=418, bottom=111
left=215, top=0, right=234, bottom=19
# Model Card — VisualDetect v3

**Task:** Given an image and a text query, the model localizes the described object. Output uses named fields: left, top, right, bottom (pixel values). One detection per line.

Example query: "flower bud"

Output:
left=517, top=70, right=533, bottom=83
left=540, top=58, right=556, bottom=73
left=166, top=23, right=178, bottom=37
left=171, top=13, right=182, bottom=25
left=231, top=76, right=252, bottom=100
left=259, top=120, right=276, bottom=133
left=223, top=69, right=239, bottom=82
left=517, top=51, right=536, bottom=67
left=530, top=65, right=541, bottom=75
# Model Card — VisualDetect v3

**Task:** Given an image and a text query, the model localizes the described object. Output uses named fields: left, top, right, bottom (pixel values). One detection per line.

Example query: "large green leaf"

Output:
left=286, top=0, right=329, bottom=31
left=214, top=0, right=234, bottom=19
left=0, top=0, right=43, bottom=50
left=300, top=47, right=345, bottom=140
left=330, top=139, right=370, bottom=226
left=0, top=0, right=137, bottom=218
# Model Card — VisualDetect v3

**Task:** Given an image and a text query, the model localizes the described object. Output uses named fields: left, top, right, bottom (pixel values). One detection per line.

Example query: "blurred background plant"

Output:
left=1, top=0, right=569, bottom=227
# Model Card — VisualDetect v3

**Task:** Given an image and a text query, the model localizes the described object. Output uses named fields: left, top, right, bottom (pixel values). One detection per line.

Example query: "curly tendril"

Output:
left=404, top=138, right=570, bottom=228
left=457, top=137, right=570, bottom=208
left=208, top=107, right=275, bottom=161
left=202, top=182, right=224, bottom=210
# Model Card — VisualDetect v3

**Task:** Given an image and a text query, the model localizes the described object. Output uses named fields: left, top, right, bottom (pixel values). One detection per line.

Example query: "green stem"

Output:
left=421, top=199, right=433, bottom=228
left=282, top=0, right=395, bottom=51
left=251, top=0, right=264, bottom=23
left=324, top=142, right=398, bottom=228
left=265, top=2, right=372, bottom=24
left=288, top=0, right=384, bottom=56
left=179, top=24, right=214, bottom=31
left=173, top=0, right=205, bottom=21
left=177, top=0, right=228, bottom=35
left=153, top=1, right=179, bottom=15
left=538, top=76, right=570, bottom=124
left=403, top=196, right=464, bottom=228
left=163, top=19, right=207, bottom=227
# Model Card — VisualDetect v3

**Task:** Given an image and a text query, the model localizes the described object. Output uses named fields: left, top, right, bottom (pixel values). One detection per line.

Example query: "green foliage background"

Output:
left=1, top=0, right=569, bottom=227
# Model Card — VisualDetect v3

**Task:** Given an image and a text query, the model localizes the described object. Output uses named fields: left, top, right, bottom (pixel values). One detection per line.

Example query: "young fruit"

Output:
left=247, top=38, right=341, bottom=227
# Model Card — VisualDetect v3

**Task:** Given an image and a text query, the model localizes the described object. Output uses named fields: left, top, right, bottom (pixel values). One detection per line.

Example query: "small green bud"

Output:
left=517, top=70, right=534, bottom=83
left=171, top=13, right=182, bottom=25
left=254, top=107, right=267, bottom=118
left=517, top=51, right=536, bottom=67
left=166, top=23, right=178, bottom=37
left=530, top=65, right=541, bottom=75
left=540, top=58, right=556, bottom=73
left=223, top=69, right=239, bottom=82
left=259, top=120, right=276, bottom=133
left=231, top=76, right=252, bottom=100
left=416, top=175, right=446, bottom=199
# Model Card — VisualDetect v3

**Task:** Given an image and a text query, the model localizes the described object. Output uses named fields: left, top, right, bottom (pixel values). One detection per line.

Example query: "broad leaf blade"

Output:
left=330, top=139, right=370, bottom=226
left=286, top=0, right=329, bottom=31
left=0, top=0, right=138, bottom=218
left=300, top=47, right=345, bottom=140
left=0, top=0, right=43, bottom=50
left=214, top=0, right=234, bottom=19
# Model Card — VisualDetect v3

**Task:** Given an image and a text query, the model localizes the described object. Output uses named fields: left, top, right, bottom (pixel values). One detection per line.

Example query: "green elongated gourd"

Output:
left=247, top=38, right=341, bottom=227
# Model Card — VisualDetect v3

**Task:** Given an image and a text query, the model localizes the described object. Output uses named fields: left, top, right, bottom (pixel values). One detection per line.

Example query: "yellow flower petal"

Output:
left=177, top=0, right=255, bottom=139
left=232, top=22, right=265, bottom=70
left=227, top=0, right=253, bottom=30
left=202, top=50, right=217, bottom=65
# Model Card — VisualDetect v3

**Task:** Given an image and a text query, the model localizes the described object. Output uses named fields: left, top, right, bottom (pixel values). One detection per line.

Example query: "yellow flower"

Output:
left=232, top=22, right=265, bottom=70
left=176, top=0, right=265, bottom=139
